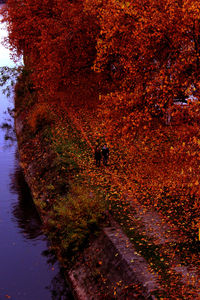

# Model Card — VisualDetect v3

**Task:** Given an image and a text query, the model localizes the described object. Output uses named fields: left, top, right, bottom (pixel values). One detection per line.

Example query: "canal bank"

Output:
left=0, top=11, right=73, bottom=300
left=0, top=82, right=73, bottom=300
left=13, top=64, right=160, bottom=298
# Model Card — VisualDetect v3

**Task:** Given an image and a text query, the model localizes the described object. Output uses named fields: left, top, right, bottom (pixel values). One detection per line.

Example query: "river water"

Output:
left=0, top=9, right=73, bottom=300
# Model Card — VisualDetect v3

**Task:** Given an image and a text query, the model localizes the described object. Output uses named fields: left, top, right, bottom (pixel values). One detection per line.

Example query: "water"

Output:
left=0, top=7, right=73, bottom=300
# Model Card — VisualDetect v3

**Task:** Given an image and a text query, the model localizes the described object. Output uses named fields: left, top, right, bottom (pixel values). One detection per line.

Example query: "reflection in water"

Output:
left=0, top=9, right=73, bottom=298
left=8, top=150, right=74, bottom=299
left=10, top=160, right=43, bottom=240
left=0, top=105, right=73, bottom=299
left=0, top=106, right=16, bottom=149
left=46, top=270, right=73, bottom=300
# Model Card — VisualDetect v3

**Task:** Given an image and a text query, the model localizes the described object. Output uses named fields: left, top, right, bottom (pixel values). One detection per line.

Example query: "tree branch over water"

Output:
left=0, top=65, right=22, bottom=97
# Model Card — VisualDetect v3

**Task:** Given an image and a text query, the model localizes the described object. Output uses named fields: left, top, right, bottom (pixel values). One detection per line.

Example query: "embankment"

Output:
left=14, top=71, right=160, bottom=299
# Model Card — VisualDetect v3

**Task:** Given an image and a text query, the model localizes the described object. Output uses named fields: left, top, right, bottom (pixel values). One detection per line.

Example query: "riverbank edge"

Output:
left=15, top=108, right=160, bottom=299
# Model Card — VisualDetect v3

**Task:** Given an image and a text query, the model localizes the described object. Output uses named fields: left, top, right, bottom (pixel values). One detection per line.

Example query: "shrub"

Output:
left=48, top=183, right=106, bottom=255
left=27, top=102, right=55, bottom=133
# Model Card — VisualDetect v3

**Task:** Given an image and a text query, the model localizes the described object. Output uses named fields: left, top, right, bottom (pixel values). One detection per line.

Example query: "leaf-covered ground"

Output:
left=15, top=70, right=200, bottom=298
left=64, top=104, right=200, bottom=299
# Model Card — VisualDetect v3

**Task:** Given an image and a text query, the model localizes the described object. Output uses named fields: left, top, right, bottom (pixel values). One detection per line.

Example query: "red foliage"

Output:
left=2, top=0, right=99, bottom=99
left=4, top=0, right=200, bottom=272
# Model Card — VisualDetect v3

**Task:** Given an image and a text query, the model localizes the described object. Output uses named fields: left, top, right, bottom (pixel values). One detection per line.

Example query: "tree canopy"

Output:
left=2, top=0, right=99, bottom=98
left=3, top=0, right=200, bottom=239
left=84, top=0, right=200, bottom=137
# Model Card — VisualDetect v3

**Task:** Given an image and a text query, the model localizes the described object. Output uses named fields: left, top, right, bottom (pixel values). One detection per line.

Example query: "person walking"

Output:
left=94, top=146, right=102, bottom=167
left=102, top=144, right=109, bottom=166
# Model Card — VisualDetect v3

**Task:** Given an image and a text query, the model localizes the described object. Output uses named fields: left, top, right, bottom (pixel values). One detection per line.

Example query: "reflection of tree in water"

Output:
left=42, top=248, right=74, bottom=300
left=10, top=158, right=43, bottom=239
left=10, top=151, right=74, bottom=299
left=46, top=269, right=74, bottom=300
left=0, top=107, right=17, bottom=149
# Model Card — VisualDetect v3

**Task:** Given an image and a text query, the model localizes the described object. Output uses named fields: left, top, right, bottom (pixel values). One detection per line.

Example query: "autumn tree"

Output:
left=3, top=0, right=200, bottom=237
left=84, top=0, right=200, bottom=132
left=2, top=0, right=99, bottom=100
left=83, top=0, right=200, bottom=238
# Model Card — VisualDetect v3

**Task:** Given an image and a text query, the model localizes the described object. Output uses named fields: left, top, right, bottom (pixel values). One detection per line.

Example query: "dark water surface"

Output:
left=0, top=9, right=73, bottom=300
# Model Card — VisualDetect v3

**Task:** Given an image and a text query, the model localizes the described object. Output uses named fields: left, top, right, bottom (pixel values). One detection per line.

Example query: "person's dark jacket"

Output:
left=95, top=148, right=101, bottom=160
left=102, top=147, right=109, bottom=158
